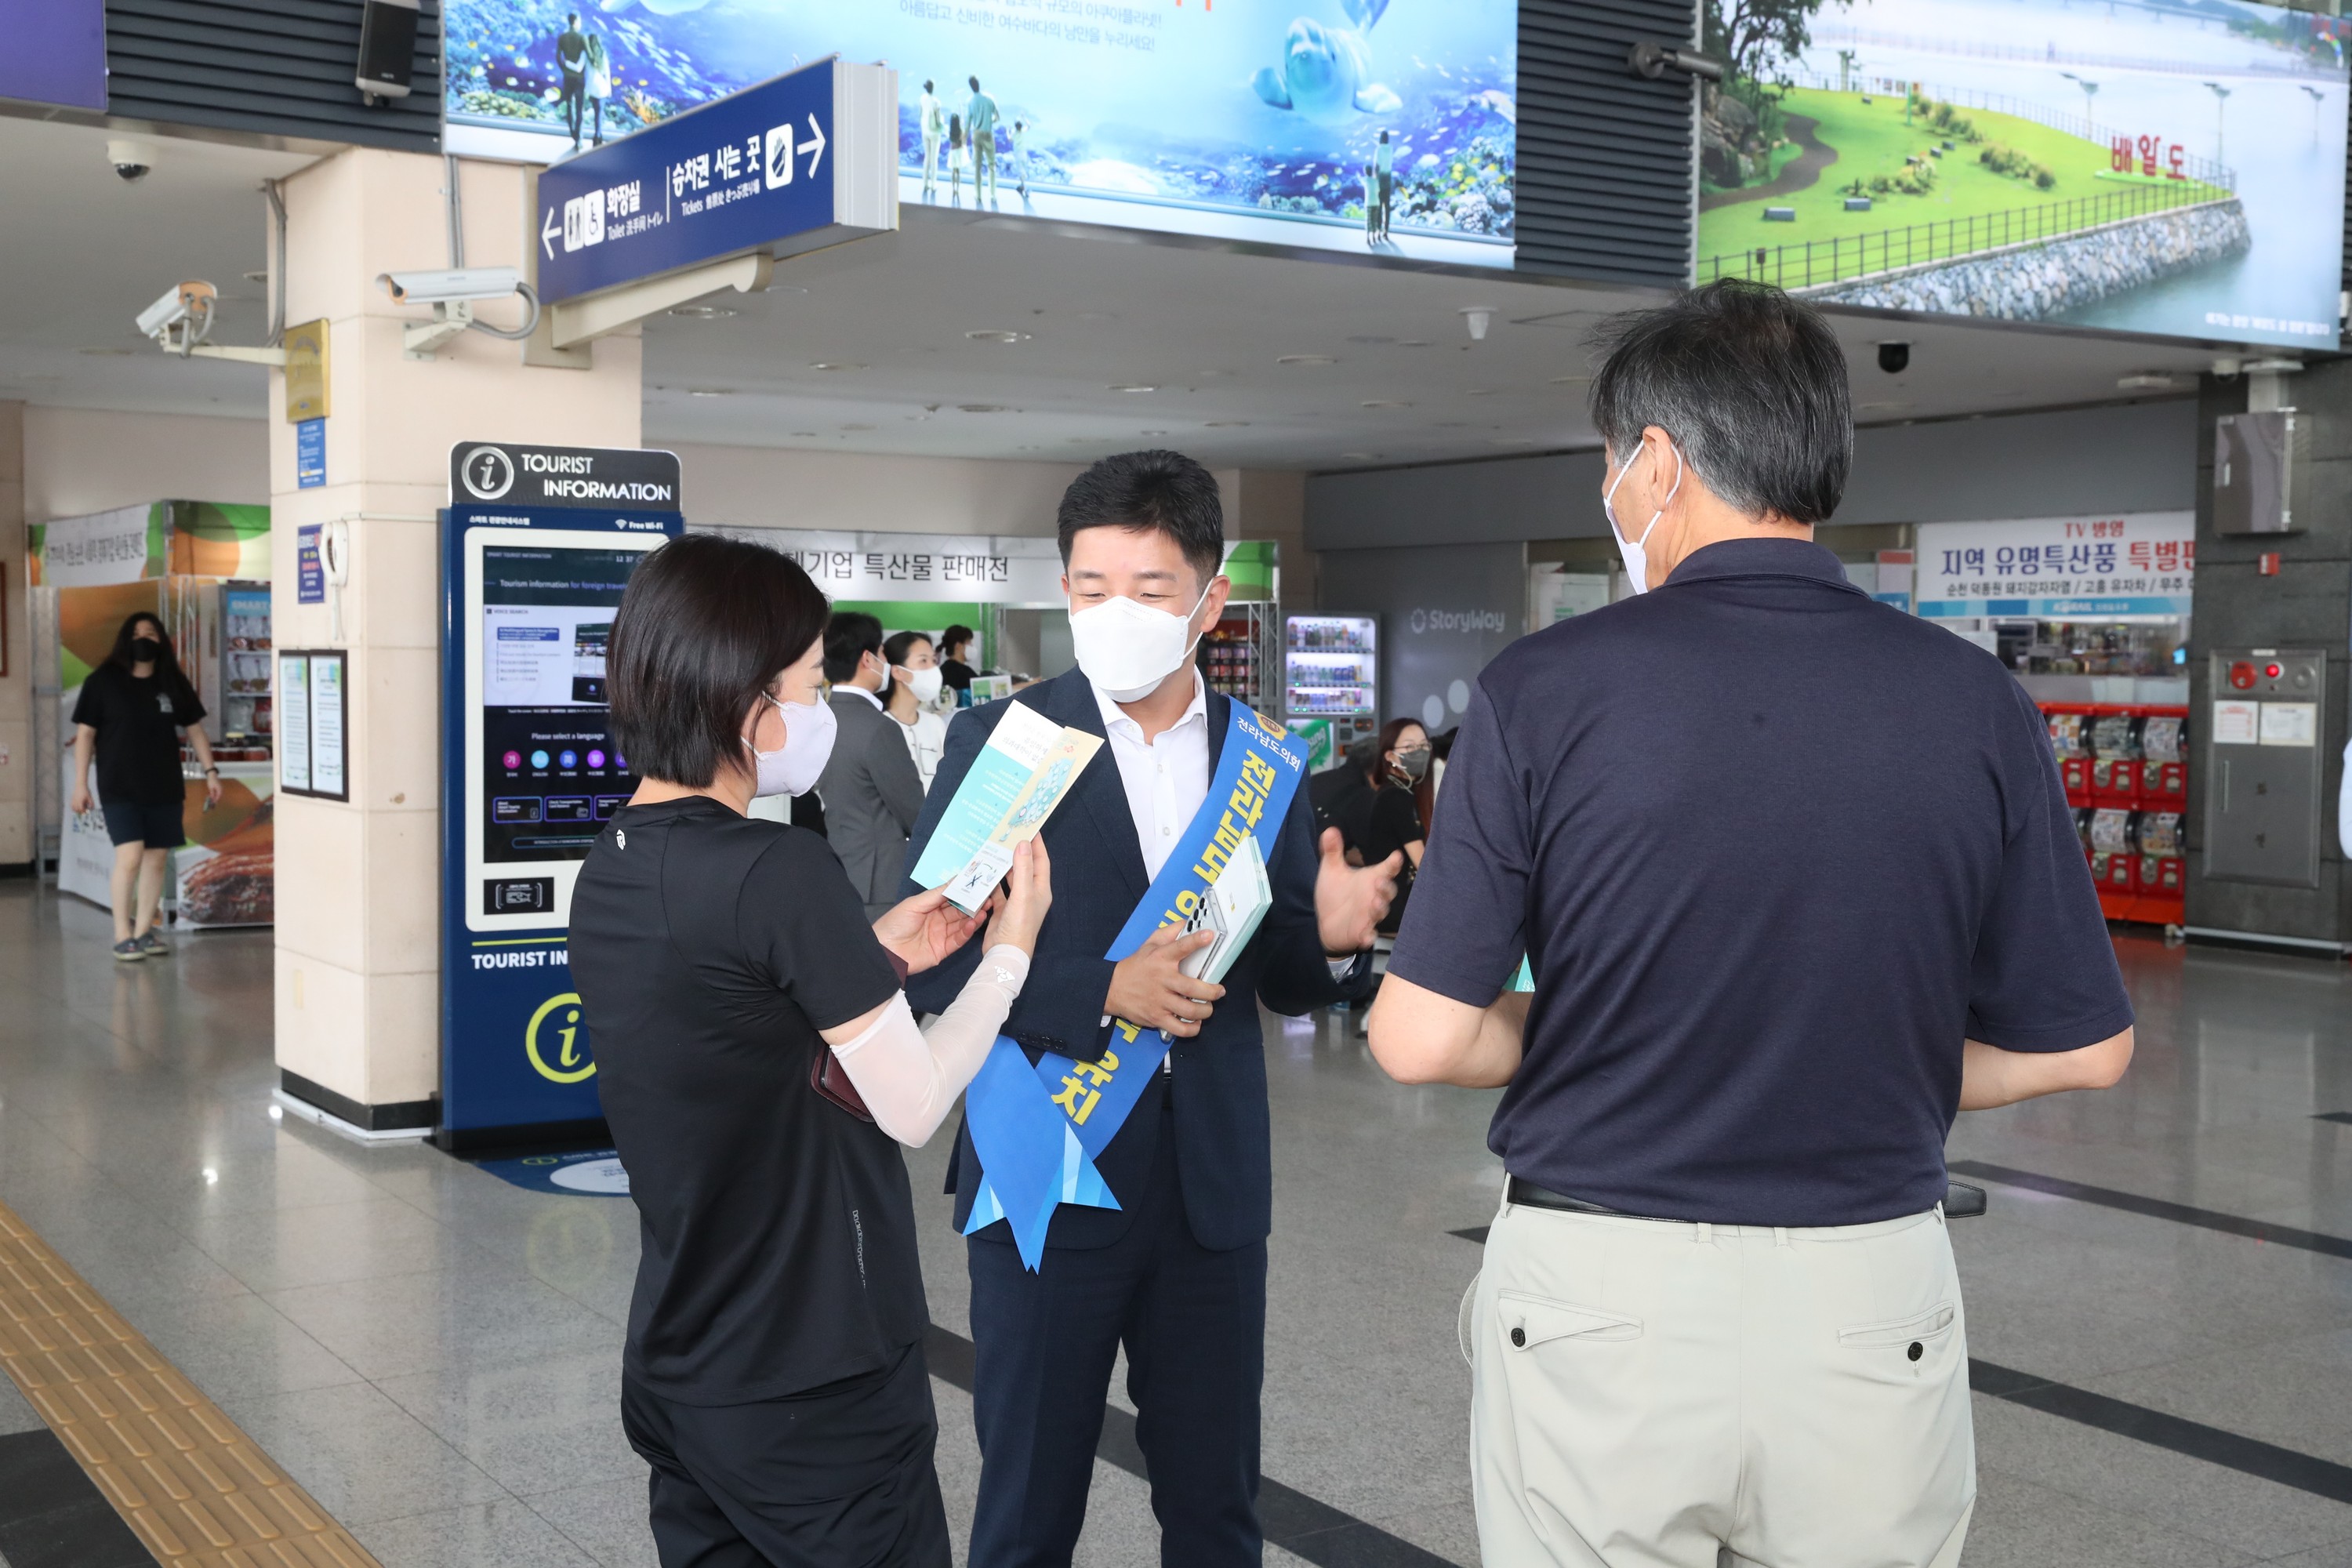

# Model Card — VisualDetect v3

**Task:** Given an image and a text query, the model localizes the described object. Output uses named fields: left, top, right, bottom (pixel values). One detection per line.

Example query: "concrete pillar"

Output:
left=0, top=402, right=24, bottom=869
left=2184, top=359, right=2352, bottom=946
left=270, top=151, right=641, bottom=1124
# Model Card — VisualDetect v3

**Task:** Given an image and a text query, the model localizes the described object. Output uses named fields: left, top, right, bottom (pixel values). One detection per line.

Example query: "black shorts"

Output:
left=101, top=800, right=184, bottom=850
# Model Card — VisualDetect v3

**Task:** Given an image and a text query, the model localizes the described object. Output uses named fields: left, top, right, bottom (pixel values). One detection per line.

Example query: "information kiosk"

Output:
left=437, top=442, right=682, bottom=1152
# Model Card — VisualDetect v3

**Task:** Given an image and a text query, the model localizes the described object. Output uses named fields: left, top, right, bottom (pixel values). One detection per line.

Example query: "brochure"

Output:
left=911, top=702, right=1104, bottom=913
left=1178, top=832, right=1272, bottom=985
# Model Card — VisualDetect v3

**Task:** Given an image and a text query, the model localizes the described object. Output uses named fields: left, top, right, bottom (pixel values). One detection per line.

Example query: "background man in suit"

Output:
left=906, top=451, right=1401, bottom=1567
left=818, top=611, right=927, bottom=918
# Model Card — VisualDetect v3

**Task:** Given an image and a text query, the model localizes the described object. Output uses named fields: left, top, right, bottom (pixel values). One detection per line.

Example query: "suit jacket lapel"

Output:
left=1037, top=672, right=1152, bottom=902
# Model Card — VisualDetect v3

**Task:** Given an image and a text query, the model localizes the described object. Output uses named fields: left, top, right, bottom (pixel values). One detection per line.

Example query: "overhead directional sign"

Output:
left=534, top=57, right=897, bottom=304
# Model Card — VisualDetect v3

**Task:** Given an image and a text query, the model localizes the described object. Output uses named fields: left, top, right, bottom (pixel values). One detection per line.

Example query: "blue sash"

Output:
left=962, top=704, right=1308, bottom=1270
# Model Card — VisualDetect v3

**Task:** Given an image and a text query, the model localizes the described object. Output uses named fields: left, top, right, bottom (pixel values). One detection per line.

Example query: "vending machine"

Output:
left=1285, top=615, right=1378, bottom=751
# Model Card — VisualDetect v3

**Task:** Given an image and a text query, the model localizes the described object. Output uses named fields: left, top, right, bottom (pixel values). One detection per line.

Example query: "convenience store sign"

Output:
left=1914, top=513, right=2194, bottom=620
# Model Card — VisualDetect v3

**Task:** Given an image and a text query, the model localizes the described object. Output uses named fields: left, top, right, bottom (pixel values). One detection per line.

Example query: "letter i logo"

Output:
left=525, top=992, right=595, bottom=1083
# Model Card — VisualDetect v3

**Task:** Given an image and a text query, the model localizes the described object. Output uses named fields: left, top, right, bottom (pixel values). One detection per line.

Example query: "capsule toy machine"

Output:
left=2040, top=699, right=2187, bottom=928
left=438, top=442, right=682, bottom=1153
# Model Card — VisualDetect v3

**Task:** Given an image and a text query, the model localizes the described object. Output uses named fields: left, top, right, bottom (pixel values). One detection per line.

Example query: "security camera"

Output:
left=379, top=267, right=540, bottom=358
left=379, top=267, right=524, bottom=305
left=1876, top=340, right=1911, bottom=374
left=137, top=280, right=218, bottom=349
left=107, top=139, right=156, bottom=183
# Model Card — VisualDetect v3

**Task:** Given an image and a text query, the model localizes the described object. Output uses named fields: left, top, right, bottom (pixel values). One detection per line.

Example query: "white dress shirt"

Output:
left=837, top=682, right=885, bottom=710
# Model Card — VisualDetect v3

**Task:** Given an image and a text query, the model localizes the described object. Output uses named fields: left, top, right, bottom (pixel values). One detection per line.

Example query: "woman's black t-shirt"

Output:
left=71, top=663, right=205, bottom=804
left=939, top=658, right=975, bottom=695
left=569, top=796, right=914, bottom=1404
left=1356, top=783, right=1425, bottom=935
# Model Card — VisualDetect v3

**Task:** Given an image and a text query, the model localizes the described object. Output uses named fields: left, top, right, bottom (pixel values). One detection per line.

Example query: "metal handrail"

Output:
left=1699, top=180, right=2232, bottom=292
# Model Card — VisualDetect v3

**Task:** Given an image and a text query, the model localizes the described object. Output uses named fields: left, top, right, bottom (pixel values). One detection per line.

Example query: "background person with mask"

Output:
left=1367, top=281, right=2134, bottom=1568
left=818, top=611, right=927, bottom=917
left=938, top=624, right=978, bottom=706
left=902, top=449, right=1400, bottom=1568
left=572, top=535, right=1052, bottom=1568
left=70, top=612, right=220, bottom=962
left=884, top=629, right=949, bottom=791
left=1338, top=717, right=1428, bottom=935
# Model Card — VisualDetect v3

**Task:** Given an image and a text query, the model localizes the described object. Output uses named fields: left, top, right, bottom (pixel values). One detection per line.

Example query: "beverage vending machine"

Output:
left=2045, top=701, right=2187, bottom=928
left=1285, top=615, right=1378, bottom=750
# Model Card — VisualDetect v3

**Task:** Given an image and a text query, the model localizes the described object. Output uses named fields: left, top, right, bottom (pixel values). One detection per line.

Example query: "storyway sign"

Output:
left=534, top=57, right=898, bottom=304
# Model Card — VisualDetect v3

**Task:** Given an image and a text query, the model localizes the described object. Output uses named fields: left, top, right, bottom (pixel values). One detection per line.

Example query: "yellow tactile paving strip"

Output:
left=0, top=1199, right=383, bottom=1568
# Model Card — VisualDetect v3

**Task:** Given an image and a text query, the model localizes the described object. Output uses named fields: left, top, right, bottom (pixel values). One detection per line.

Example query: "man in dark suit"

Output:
left=906, top=451, right=1401, bottom=1567
left=817, top=611, right=926, bottom=918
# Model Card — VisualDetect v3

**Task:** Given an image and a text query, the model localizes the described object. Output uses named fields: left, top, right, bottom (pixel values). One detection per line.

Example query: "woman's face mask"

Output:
left=896, top=665, right=945, bottom=706
left=130, top=637, right=162, bottom=662
left=745, top=689, right=837, bottom=798
left=1390, top=746, right=1431, bottom=782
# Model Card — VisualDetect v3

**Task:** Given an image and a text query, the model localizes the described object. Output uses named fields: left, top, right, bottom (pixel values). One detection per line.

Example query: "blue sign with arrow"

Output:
left=533, top=58, right=896, bottom=304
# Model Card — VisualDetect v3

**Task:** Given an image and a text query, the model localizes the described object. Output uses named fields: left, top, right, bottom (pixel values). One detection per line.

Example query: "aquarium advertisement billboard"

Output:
left=1697, top=0, right=2348, bottom=349
left=445, top=0, right=1519, bottom=268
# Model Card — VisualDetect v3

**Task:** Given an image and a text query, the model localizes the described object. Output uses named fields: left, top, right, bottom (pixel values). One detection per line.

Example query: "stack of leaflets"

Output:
left=1178, top=833, right=1272, bottom=984
left=910, top=703, right=1104, bottom=914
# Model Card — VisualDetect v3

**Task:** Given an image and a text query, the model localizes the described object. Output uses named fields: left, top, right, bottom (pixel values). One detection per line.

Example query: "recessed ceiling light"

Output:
left=685, top=387, right=731, bottom=397
left=791, top=431, right=817, bottom=437
left=1465, top=389, right=1496, bottom=397
left=1547, top=374, right=1591, bottom=385
left=1110, top=383, right=1157, bottom=393
left=809, top=361, right=866, bottom=372
left=2118, top=372, right=2183, bottom=390
left=965, top=329, right=1033, bottom=343
left=1140, top=429, right=1169, bottom=435
left=1341, top=451, right=1382, bottom=460
left=1204, top=420, right=1252, bottom=428
left=1276, top=354, right=1336, bottom=366
left=670, top=304, right=739, bottom=320
left=1360, top=400, right=1412, bottom=409
left=841, top=423, right=876, bottom=431
left=1347, top=334, right=1396, bottom=345
left=1396, top=339, right=1433, bottom=348
left=959, top=403, right=1008, bottom=413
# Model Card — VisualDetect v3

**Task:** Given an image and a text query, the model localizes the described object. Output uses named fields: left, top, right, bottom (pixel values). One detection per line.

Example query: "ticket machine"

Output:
left=437, top=441, right=682, bottom=1152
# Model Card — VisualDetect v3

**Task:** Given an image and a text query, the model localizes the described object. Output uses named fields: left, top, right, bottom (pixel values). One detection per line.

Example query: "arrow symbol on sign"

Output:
left=803, top=113, right=827, bottom=179
left=541, top=207, right=561, bottom=260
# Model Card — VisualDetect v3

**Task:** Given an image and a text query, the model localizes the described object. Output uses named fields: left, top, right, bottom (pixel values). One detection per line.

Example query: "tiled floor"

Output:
left=8, top=880, right=2352, bottom=1565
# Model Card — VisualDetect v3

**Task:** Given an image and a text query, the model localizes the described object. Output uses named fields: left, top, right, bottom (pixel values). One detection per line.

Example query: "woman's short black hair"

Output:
left=823, top=611, right=885, bottom=684
left=608, top=534, right=830, bottom=789
left=105, top=612, right=187, bottom=686
left=1055, top=448, right=1226, bottom=588
left=882, top=628, right=933, bottom=669
left=940, top=623, right=975, bottom=658
left=1588, top=279, right=1852, bottom=525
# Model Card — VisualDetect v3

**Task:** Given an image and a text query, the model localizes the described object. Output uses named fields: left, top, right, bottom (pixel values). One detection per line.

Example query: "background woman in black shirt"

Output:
left=68, top=614, right=220, bottom=962
left=1342, top=717, right=1430, bottom=935
left=570, top=535, right=1049, bottom=1568
left=937, top=622, right=978, bottom=706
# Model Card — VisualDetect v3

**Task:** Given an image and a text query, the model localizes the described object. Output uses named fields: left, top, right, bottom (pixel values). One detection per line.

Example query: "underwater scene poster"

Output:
left=443, top=0, right=1519, bottom=267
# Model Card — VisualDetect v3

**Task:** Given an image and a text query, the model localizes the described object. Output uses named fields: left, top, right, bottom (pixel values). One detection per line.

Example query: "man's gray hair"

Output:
left=1588, top=280, right=1853, bottom=525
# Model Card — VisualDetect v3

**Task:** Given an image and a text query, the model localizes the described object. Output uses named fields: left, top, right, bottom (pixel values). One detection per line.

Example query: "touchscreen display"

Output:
left=479, top=546, right=643, bottom=862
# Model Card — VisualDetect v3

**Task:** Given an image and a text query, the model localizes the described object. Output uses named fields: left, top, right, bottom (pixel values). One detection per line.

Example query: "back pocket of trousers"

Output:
left=1496, top=1290, right=1643, bottom=1350
left=1838, top=1302, right=1957, bottom=1355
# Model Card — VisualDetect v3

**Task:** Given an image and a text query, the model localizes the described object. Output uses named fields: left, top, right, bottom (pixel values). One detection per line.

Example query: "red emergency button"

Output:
left=2267, top=663, right=2284, bottom=679
left=2230, top=662, right=2256, bottom=690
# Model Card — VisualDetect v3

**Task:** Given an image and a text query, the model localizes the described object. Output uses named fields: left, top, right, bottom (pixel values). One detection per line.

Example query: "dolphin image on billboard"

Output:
left=443, top=0, right=1518, bottom=267
left=1695, top=0, right=2349, bottom=349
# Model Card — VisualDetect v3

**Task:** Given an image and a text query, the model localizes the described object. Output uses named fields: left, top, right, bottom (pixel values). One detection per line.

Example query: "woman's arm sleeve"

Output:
left=829, top=945, right=1030, bottom=1147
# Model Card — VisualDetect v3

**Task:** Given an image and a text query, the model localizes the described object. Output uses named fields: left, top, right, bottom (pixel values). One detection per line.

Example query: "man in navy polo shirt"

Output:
left=1368, top=280, right=2134, bottom=1568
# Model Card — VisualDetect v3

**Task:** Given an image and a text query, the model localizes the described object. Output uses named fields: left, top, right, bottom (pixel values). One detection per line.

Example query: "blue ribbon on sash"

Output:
left=963, top=704, right=1308, bottom=1270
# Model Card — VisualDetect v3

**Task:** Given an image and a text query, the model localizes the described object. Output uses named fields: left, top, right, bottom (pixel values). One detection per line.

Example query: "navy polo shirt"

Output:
left=1390, top=537, right=2132, bottom=1227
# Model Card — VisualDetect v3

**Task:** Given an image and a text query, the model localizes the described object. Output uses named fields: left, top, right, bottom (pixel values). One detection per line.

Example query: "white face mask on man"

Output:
left=1602, top=441, right=1686, bottom=595
left=1069, top=583, right=1211, bottom=702
left=745, top=690, right=837, bottom=798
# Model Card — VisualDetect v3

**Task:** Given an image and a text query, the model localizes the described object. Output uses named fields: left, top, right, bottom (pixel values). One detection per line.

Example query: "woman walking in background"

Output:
left=883, top=629, right=949, bottom=791
left=68, top=614, right=221, bottom=962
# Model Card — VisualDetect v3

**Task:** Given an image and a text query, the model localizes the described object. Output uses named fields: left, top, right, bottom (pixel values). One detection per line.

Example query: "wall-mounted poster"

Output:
left=442, top=0, right=1517, bottom=266
left=1697, top=0, right=2349, bottom=348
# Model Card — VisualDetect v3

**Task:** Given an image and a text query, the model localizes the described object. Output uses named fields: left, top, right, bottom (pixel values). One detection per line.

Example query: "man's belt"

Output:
left=1504, top=1175, right=1990, bottom=1221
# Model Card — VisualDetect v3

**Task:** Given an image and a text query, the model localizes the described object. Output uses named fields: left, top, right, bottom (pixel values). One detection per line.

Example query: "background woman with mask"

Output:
left=68, top=612, right=220, bottom=961
left=937, top=623, right=978, bottom=706
left=882, top=629, right=949, bottom=790
left=569, top=535, right=1052, bottom=1568
left=1342, top=717, right=1429, bottom=934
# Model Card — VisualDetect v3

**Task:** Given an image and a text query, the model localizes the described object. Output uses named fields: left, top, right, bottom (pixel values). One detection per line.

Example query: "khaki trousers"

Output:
left=1469, top=1195, right=1974, bottom=1568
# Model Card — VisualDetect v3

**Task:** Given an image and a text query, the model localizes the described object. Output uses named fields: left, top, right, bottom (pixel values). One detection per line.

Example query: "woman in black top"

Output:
left=1343, top=717, right=1430, bottom=935
left=69, top=614, right=220, bottom=962
left=569, top=536, right=1050, bottom=1568
left=937, top=622, right=978, bottom=706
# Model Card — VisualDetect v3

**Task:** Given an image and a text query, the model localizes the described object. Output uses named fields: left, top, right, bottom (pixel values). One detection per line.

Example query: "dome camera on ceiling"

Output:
left=107, top=139, right=155, bottom=183
left=1876, top=341, right=1911, bottom=375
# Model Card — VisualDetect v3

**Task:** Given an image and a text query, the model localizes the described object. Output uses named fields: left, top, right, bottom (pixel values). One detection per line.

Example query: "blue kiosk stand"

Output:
left=436, top=441, right=682, bottom=1154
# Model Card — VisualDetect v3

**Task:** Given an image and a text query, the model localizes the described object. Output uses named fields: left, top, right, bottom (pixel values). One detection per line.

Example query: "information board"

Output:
left=275, top=651, right=347, bottom=801
left=1915, top=512, right=2194, bottom=619
left=440, top=442, right=682, bottom=1150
